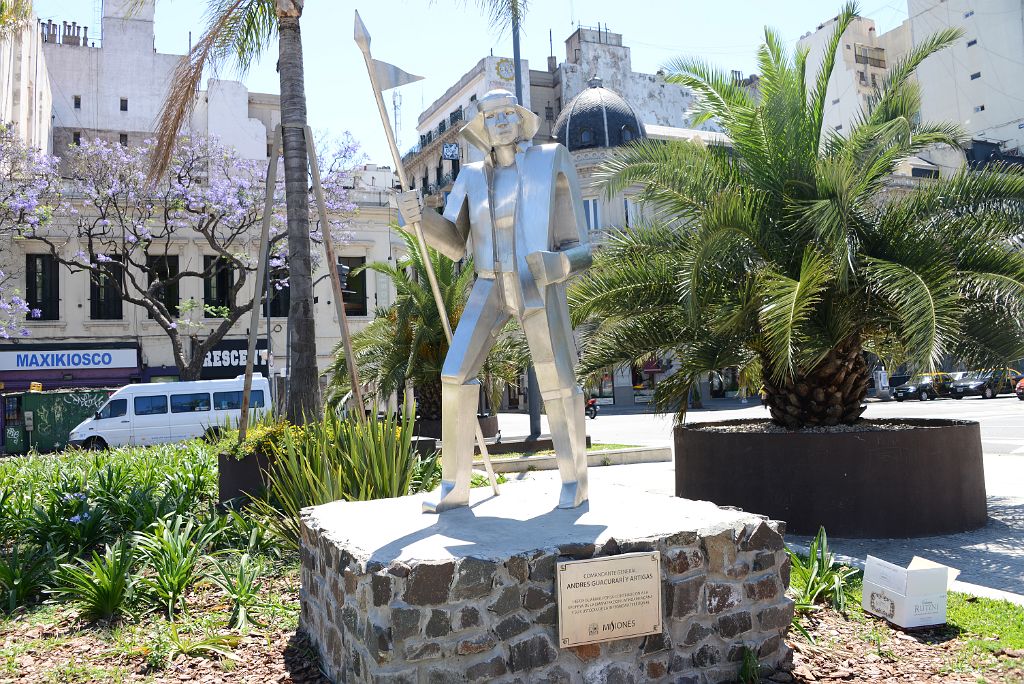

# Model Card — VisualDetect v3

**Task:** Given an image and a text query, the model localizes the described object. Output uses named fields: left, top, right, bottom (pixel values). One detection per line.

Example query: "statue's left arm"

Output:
left=524, top=145, right=593, bottom=288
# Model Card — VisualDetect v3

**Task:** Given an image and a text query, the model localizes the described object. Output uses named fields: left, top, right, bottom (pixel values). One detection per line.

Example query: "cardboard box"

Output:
left=862, top=556, right=959, bottom=628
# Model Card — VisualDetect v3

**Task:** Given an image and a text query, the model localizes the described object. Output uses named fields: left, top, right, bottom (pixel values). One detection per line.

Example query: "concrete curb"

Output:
left=786, top=543, right=1024, bottom=607
left=473, top=446, right=671, bottom=474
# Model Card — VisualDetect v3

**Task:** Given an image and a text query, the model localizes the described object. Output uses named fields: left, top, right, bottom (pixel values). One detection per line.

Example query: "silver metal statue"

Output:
left=397, top=89, right=592, bottom=513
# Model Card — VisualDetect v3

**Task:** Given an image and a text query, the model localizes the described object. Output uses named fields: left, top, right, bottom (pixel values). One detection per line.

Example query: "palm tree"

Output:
left=571, top=2, right=1024, bottom=429
left=148, top=0, right=527, bottom=424
left=0, top=1, right=31, bottom=37
left=325, top=232, right=528, bottom=421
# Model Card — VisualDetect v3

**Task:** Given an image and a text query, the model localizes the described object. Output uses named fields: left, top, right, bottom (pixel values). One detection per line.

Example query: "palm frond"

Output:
left=758, top=249, right=833, bottom=382
left=149, top=0, right=276, bottom=180
left=806, top=2, right=858, bottom=150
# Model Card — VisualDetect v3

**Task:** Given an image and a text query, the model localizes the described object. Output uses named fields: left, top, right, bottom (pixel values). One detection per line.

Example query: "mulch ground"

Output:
left=4, top=575, right=1023, bottom=683
left=0, top=567, right=329, bottom=684
left=778, top=605, right=1024, bottom=684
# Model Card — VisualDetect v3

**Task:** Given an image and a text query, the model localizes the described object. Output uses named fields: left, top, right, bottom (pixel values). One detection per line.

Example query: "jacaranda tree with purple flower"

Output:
left=19, top=135, right=357, bottom=380
left=0, top=124, right=60, bottom=338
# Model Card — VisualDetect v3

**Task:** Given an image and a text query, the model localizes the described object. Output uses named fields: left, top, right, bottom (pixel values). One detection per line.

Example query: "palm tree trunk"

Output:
left=416, top=379, right=443, bottom=421
left=277, top=12, right=320, bottom=423
left=763, top=336, right=869, bottom=429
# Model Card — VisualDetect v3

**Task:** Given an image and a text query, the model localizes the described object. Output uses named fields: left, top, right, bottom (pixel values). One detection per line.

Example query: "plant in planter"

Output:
left=572, top=1, right=1024, bottom=428
left=323, top=232, right=528, bottom=432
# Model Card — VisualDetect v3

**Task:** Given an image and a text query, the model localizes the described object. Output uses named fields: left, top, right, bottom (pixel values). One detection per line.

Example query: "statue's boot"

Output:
left=544, top=387, right=589, bottom=508
left=422, top=381, right=479, bottom=514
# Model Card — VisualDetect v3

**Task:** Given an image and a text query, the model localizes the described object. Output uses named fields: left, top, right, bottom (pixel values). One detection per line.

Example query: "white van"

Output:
left=68, top=374, right=271, bottom=449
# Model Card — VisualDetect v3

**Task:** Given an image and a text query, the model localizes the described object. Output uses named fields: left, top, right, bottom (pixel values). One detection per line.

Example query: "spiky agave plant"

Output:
left=572, top=2, right=1024, bottom=428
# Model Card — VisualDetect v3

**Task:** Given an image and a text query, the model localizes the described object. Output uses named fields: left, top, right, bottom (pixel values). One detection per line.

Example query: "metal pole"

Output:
left=303, top=124, right=366, bottom=421
left=355, top=13, right=499, bottom=495
left=265, top=227, right=274, bottom=411
left=238, top=124, right=282, bottom=442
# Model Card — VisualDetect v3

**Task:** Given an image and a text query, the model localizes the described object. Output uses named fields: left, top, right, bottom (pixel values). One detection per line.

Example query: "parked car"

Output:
left=1016, top=377, right=1024, bottom=401
left=892, top=373, right=954, bottom=401
left=68, top=374, right=271, bottom=449
left=950, top=368, right=1023, bottom=399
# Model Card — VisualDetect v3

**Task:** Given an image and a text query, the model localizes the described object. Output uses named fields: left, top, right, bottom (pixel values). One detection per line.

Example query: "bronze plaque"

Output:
left=556, top=551, right=662, bottom=648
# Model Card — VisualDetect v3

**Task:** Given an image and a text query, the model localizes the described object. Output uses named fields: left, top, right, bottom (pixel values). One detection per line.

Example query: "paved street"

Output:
left=499, top=395, right=1024, bottom=597
left=498, top=393, right=1024, bottom=455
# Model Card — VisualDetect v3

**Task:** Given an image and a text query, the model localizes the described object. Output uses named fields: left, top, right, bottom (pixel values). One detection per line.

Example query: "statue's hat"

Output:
left=460, top=89, right=541, bottom=153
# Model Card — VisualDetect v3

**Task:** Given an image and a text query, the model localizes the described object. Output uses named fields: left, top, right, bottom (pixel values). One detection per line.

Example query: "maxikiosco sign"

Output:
left=0, top=348, right=138, bottom=372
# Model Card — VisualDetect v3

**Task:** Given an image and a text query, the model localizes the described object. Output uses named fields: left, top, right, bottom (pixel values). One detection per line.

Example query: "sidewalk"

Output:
left=514, top=461, right=1024, bottom=602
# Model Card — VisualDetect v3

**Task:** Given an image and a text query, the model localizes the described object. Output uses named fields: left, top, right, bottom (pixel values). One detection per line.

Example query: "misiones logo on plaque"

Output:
left=556, top=551, right=662, bottom=647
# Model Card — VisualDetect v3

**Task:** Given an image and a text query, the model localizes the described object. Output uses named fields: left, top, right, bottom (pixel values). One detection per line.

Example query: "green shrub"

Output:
left=51, top=539, right=137, bottom=622
left=135, top=515, right=221, bottom=619
left=250, top=407, right=435, bottom=550
left=787, top=526, right=858, bottom=613
left=207, top=552, right=263, bottom=630
left=216, top=415, right=305, bottom=461
left=0, top=544, right=53, bottom=612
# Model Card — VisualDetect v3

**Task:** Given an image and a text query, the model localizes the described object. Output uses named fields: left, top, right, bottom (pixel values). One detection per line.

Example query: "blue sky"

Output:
left=33, top=1, right=909, bottom=165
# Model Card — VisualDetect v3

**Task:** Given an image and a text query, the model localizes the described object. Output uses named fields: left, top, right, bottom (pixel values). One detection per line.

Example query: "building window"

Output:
left=25, top=254, right=58, bottom=320
left=831, top=98, right=840, bottom=105
left=582, top=198, right=600, bottom=231
left=90, top=259, right=123, bottom=320
left=203, top=256, right=235, bottom=317
left=339, top=256, right=367, bottom=317
left=871, top=73, right=877, bottom=87
left=264, top=265, right=290, bottom=318
left=621, top=125, right=635, bottom=143
left=835, top=124, right=843, bottom=131
left=854, top=43, right=886, bottom=69
left=73, top=95, right=81, bottom=109
left=964, top=10, right=974, bottom=18
left=579, top=128, right=596, bottom=147
left=120, top=97, right=128, bottom=111
left=974, top=104, right=986, bottom=112
left=967, top=39, right=977, bottom=47
left=544, top=105, right=554, bottom=121
left=147, top=255, right=179, bottom=318
left=970, top=72, right=981, bottom=80
left=119, top=133, right=128, bottom=146
left=624, top=196, right=638, bottom=229
left=72, top=131, right=81, bottom=145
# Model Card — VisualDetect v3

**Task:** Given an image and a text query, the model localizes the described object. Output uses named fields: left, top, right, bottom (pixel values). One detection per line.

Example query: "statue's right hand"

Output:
left=394, top=190, right=424, bottom=227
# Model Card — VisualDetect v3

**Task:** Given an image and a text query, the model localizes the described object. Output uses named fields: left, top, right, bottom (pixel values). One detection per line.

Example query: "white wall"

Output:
left=797, top=15, right=909, bottom=137
left=42, top=0, right=181, bottom=152
left=0, top=17, right=53, bottom=152
left=910, top=0, right=1024, bottom=151
left=192, top=79, right=269, bottom=161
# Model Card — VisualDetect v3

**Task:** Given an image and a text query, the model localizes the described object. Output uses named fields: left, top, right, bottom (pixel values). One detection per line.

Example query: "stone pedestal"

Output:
left=300, top=480, right=794, bottom=683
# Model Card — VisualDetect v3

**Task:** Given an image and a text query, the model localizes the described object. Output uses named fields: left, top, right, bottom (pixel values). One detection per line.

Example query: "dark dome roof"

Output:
left=553, top=76, right=647, bottom=151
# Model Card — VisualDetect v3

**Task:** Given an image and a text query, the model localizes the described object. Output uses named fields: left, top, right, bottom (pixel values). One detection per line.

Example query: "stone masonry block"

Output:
left=451, top=558, right=496, bottom=600
left=508, top=634, right=558, bottom=673
left=741, top=520, right=785, bottom=552
left=403, top=562, right=454, bottom=606
left=705, top=582, right=741, bottom=614
left=668, top=574, right=706, bottom=619
left=300, top=479, right=795, bottom=683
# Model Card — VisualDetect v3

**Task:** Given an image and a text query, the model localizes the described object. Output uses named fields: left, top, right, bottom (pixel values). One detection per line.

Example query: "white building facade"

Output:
left=0, top=14, right=52, bottom=152
left=0, top=1, right=400, bottom=398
